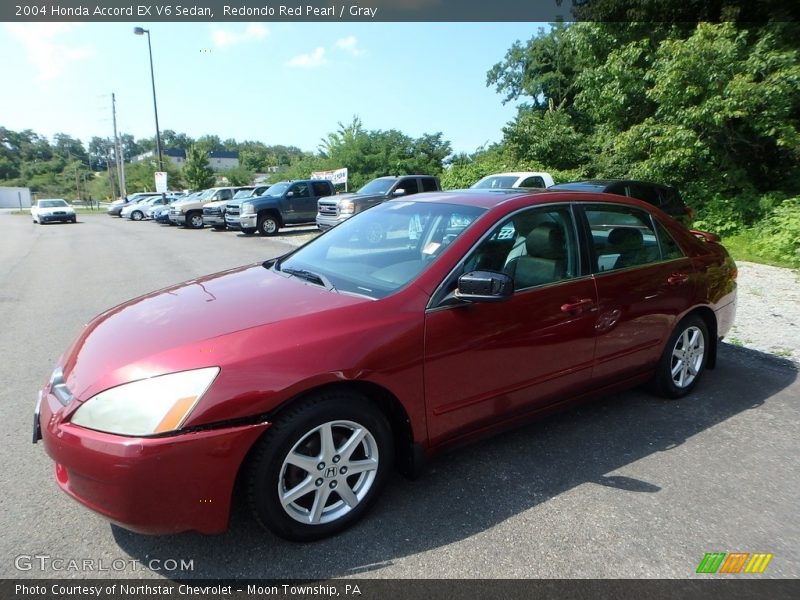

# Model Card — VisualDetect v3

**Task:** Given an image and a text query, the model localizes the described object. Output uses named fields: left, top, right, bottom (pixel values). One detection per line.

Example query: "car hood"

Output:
left=38, top=206, right=74, bottom=213
left=204, top=199, right=228, bottom=208
left=59, top=264, right=369, bottom=401
left=323, top=192, right=384, bottom=203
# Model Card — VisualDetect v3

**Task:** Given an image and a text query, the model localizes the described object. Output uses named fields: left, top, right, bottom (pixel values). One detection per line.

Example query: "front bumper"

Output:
left=203, top=214, right=225, bottom=227
left=169, top=213, right=186, bottom=225
left=239, top=214, right=257, bottom=228
left=224, top=215, right=241, bottom=230
left=316, top=214, right=348, bottom=229
left=38, top=387, right=270, bottom=535
left=40, top=214, right=75, bottom=223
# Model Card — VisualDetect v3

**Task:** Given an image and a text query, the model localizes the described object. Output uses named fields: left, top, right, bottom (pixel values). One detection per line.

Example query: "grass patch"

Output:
left=722, top=230, right=798, bottom=269
left=9, top=207, right=106, bottom=215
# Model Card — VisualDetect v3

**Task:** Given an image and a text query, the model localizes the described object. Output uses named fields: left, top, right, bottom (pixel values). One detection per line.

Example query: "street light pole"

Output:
left=133, top=27, right=164, bottom=172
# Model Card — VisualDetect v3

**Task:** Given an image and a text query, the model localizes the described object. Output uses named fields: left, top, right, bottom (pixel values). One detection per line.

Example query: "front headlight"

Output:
left=241, top=202, right=254, bottom=215
left=70, top=367, right=219, bottom=436
left=339, top=199, right=355, bottom=215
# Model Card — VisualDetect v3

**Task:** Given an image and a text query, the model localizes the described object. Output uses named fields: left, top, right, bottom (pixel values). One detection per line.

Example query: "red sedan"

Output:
left=35, top=190, right=737, bottom=541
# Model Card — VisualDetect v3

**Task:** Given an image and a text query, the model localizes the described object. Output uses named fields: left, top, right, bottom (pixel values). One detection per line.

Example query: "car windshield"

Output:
left=195, top=189, right=216, bottom=201
left=278, top=201, right=485, bottom=299
left=471, top=176, right=518, bottom=189
left=40, top=200, right=68, bottom=208
left=233, top=189, right=254, bottom=200
left=263, top=182, right=290, bottom=196
left=356, top=178, right=395, bottom=196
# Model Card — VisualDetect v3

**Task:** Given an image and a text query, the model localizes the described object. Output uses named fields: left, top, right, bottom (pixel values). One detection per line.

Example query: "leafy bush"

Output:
left=752, top=198, right=800, bottom=267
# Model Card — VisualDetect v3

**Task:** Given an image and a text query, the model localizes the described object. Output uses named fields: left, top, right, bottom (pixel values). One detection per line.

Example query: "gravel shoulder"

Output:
left=728, top=261, right=800, bottom=364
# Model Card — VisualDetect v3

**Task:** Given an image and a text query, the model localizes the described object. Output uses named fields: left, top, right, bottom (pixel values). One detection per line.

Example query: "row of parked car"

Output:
left=107, top=172, right=694, bottom=236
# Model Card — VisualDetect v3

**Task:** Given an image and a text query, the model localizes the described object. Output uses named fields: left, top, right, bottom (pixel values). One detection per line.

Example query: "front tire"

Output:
left=650, top=315, right=709, bottom=399
left=245, top=391, right=393, bottom=541
left=257, top=214, right=280, bottom=236
left=187, top=212, right=204, bottom=229
left=131, top=210, right=143, bottom=221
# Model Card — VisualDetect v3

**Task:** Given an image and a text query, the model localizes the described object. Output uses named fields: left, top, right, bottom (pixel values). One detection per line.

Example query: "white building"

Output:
left=130, top=149, right=239, bottom=172
left=0, top=186, right=32, bottom=208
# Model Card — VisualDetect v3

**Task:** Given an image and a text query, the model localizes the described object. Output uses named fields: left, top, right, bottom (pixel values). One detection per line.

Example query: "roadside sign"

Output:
left=311, top=167, right=348, bottom=187
left=154, top=171, right=168, bottom=193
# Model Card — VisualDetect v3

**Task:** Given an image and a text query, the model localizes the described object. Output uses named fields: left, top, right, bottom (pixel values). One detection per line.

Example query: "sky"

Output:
left=0, top=22, right=549, bottom=155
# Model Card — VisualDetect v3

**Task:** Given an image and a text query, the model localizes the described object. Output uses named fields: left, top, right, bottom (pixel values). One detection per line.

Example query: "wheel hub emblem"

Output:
left=325, top=466, right=336, bottom=478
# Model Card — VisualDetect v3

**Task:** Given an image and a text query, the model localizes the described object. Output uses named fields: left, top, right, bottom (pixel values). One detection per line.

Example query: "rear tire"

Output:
left=650, top=315, right=709, bottom=399
left=245, top=391, right=393, bottom=541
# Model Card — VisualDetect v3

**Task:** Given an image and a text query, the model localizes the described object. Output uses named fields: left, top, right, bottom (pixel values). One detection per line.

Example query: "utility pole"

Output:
left=112, top=93, right=127, bottom=198
left=105, top=144, right=117, bottom=202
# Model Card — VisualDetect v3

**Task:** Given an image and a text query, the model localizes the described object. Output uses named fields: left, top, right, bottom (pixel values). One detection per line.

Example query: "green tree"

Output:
left=182, top=145, right=215, bottom=190
left=221, top=165, right=255, bottom=186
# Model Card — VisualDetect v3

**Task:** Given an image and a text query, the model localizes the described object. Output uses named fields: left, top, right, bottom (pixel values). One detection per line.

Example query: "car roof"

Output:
left=550, top=179, right=673, bottom=191
left=388, top=188, right=667, bottom=215
left=392, top=189, right=542, bottom=209
left=480, top=172, right=549, bottom=178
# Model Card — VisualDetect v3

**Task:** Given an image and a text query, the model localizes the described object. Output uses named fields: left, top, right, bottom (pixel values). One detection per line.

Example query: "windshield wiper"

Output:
left=281, top=267, right=337, bottom=292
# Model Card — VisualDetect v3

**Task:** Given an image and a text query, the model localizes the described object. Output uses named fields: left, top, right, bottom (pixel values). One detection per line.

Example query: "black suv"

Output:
left=316, top=175, right=441, bottom=230
left=237, top=180, right=336, bottom=236
left=548, top=180, right=693, bottom=225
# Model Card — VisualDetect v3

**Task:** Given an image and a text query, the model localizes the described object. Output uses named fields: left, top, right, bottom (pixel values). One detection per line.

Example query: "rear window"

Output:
left=311, top=181, right=333, bottom=197
left=421, top=178, right=438, bottom=192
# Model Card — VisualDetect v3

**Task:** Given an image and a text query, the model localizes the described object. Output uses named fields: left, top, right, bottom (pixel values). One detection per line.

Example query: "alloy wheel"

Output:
left=670, top=325, right=705, bottom=389
left=278, top=420, right=379, bottom=525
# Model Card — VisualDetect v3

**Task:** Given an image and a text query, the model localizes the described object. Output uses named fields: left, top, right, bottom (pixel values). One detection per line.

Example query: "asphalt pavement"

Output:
left=0, top=212, right=797, bottom=579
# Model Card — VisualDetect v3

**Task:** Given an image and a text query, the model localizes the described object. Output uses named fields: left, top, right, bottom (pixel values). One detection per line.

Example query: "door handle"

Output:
left=561, top=298, right=594, bottom=314
left=667, top=273, right=689, bottom=285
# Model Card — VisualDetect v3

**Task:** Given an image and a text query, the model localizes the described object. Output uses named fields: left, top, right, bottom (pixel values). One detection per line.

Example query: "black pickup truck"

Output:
left=316, top=175, right=441, bottom=230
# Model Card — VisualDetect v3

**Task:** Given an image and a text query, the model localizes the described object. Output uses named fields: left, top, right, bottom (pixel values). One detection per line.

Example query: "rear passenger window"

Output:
left=398, top=179, right=420, bottom=195
left=584, top=205, right=660, bottom=272
left=519, top=176, right=545, bottom=188
left=654, top=220, right=685, bottom=260
left=625, top=184, right=660, bottom=208
left=421, top=178, right=438, bottom=192
left=311, top=182, right=332, bottom=197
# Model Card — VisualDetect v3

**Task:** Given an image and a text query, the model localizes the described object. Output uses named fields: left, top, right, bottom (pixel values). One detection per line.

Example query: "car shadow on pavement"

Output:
left=112, top=343, right=797, bottom=579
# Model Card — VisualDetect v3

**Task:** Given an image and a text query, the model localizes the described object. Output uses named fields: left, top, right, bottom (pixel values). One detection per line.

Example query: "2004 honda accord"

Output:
left=35, top=190, right=737, bottom=541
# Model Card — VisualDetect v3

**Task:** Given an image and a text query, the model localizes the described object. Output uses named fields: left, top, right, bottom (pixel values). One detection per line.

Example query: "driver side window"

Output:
left=464, top=206, right=580, bottom=291
left=290, top=183, right=310, bottom=198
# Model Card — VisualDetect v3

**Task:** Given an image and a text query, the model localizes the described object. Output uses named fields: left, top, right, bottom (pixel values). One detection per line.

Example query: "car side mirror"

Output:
left=286, top=191, right=294, bottom=197
left=456, top=271, right=513, bottom=302
left=392, top=188, right=406, bottom=196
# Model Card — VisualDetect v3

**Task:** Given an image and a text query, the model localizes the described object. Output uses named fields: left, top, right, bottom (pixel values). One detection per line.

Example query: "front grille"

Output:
left=53, top=211, right=66, bottom=216
left=318, top=202, right=338, bottom=217
left=203, top=207, right=221, bottom=216
left=227, top=206, right=240, bottom=216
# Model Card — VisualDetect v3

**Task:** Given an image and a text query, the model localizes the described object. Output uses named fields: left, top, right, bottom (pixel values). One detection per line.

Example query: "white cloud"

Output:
left=285, top=47, right=327, bottom=69
left=4, top=23, right=94, bottom=82
left=211, top=23, right=269, bottom=48
left=335, top=36, right=364, bottom=57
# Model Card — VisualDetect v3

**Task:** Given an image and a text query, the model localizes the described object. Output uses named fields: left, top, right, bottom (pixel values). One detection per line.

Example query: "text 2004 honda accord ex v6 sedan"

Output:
left=34, top=190, right=737, bottom=541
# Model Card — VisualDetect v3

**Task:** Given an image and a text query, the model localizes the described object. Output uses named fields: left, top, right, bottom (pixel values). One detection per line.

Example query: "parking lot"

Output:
left=0, top=212, right=798, bottom=579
